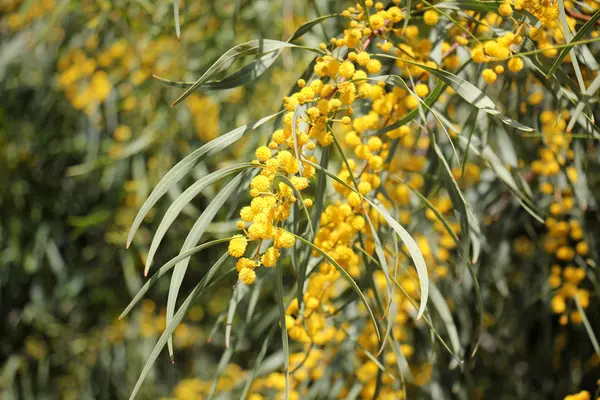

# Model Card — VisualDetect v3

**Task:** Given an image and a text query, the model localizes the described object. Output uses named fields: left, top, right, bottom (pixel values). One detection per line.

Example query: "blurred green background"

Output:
left=0, top=0, right=326, bottom=398
left=2, top=0, right=600, bottom=399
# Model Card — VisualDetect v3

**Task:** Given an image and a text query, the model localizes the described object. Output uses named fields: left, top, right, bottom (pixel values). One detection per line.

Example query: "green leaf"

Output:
left=166, top=173, right=246, bottom=358
left=406, top=184, right=459, bottom=245
left=435, top=0, right=503, bottom=12
left=154, top=50, right=282, bottom=92
left=458, top=135, right=544, bottom=222
left=429, top=283, right=462, bottom=362
left=172, top=40, right=298, bottom=106
left=422, top=66, right=533, bottom=131
left=128, top=258, right=231, bottom=400
left=288, top=14, right=339, bottom=42
left=127, top=111, right=280, bottom=248
left=276, top=262, right=290, bottom=400
left=239, top=325, right=277, bottom=398
left=291, top=233, right=381, bottom=341
left=575, top=295, right=600, bottom=355
left=546, top=9, right=600, bottom=78
left=377, top=57, right=532, bottom=131
left=365, top=199, right=429, bottom=320
left=291, top=104, right=306, bottom=176
left=226, top=284, right=248, bottom=349
left=174, top=0, right=180, bottom=39
left=144, top=163, right=254, bottom=276
left=119, top=242, right=230, bottom=320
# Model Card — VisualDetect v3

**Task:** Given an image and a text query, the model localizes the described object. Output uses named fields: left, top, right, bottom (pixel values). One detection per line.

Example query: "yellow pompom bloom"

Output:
left=255, top=146, right=272, bottom=162
left=369, top=14, right=385, bottom=30
left=275, top=229, right=296, bottom=248
left=248, top=223, right=267, bottom=239
left=358, top=181, right=372, bottom=195
left=482, top=68, right=497, bottom=84
left=250, top=175, right=271, bottom=192
left=556, top=246, right=575, bottom=261
left=347, top=191, right=362, bottom=207
left=238, top=267, right=256, bottom=285
left=235, top=257, right=256, bottom=272
left=415, top=83, right=429, bottom=97
left=405, top=95, right=419, bottom=110
left=423, top=10, right=439, bottom=25
left=113, top=125, right=132, bottom=142
left=507, top=57, right=524, bottom=72
left=498, top=3, right=513, bottom=16
left=366, top=59, right=382, bottom=74
left=339, top=61, right=356, bottom=79
left=551, top=295, right=566, bottom=314
left=291, top=176, right=309, bottom=190
left=356, top=52, right=371, bottom=66
left=228, top=235, right=248, bottom=257
left=261, top=247, right=280, bottom=267
left=576, top=241, right=589, bottom=255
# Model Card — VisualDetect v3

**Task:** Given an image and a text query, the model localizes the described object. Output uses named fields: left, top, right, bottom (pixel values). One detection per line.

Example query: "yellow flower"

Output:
left=250, top=175, right=271, bottom=192
left=255, top=146, right=272, bottom=162
left=275, top=229, right=296, bottom=248
left=498, top=2, right=513, bottom=16
left=238, top=267, right=256, bottom=285
left=423, top=10, right=439, bottom=25
left=228, top=235, right=248, bottom=258
left=482, top=69, right=497, bottom=84
left=235, top=257, right=255, bottom=272
left=261, top=247, right=280, bottom=267
left=508, top=57, right=524, bottom=72
left=366, top=59, right=382, bottom=74
left=369, top=14, right=385, bottom=30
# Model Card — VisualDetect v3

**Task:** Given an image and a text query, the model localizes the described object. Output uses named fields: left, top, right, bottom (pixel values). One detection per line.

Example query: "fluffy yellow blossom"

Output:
left=228, top=235, right=248, bottom=258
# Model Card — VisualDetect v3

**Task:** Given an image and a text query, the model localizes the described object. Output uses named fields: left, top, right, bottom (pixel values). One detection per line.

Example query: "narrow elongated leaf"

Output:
left=291, top=233, right=381, bottom=341
left=166, top=173, right=245, bottom=357
left=567, top=74, right=600, bottom=132
left=429, top=283, right=461, bottom=361
left=365, top=199, right=429, bottom=320
left=406, top=184, right=459, bottom=245
left=288, top=14, right=339, bottom=42
left=239, top=325, right=277, bottom=398
left=276, top=263, right=290, bottom=400
left=575, top=295, right=600, bottom=354
left=128, top=258, right=231, bottom=400
left=154, top=50, right=282, bottom=91
left=458, top=135, right=544, bottom=222
left=127, top=112, right=280, bottom=248
left=291, top=104, right=306, bottom=176
left=547, top=9, right=600, bottom=78
left=424, top=66, right=533, bottom=131
left=172, top=40, right=298, bottom=106
left=173, top=0, right=180, bottom=39
left=557, top=0, right=587, bottom=100
left=120, top=241, right=231, bottom=320
left=226, top=284, right=248, bottom=348
left=378, top=57, right=533, bottom=131
left=144, top=163, right=254, bottom=275
left=274, top=175, right=314, bottom=239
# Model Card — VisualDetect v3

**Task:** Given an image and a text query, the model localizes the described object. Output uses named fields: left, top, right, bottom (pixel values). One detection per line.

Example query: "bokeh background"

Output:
left=2, top=0, right=600, bottom=399
left=0, top=0, right=325, bottom=398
